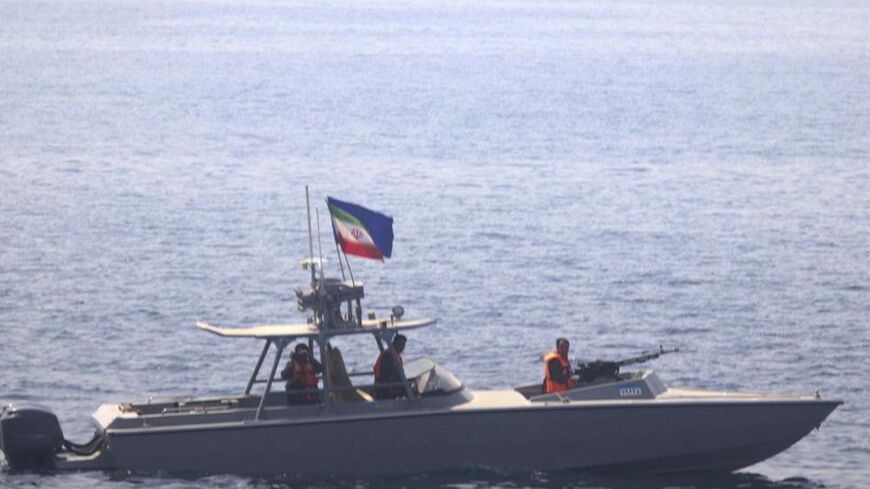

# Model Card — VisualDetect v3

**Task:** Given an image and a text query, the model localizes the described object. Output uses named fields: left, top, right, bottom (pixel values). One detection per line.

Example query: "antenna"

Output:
left=315, top=208, right=325, bottom=282
left=305, top=185, right=315, bottom=284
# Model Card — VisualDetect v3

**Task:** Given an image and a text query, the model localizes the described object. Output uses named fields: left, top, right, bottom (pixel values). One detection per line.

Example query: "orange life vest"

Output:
left=543, top=350, right=575, bottom=393
left=293, top=361, right=318, bottom=387
left=292, top=360, right=319, bottom=401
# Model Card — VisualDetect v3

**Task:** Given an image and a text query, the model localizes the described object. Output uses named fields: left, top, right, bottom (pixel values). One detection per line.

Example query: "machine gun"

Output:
left=575, top=345, right=679, bottom=384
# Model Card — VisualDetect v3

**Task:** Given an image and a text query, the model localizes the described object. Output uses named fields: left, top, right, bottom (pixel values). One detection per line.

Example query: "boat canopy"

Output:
left=404, top=358, right=464, bottom=397
left=196, top=317, right=436, bottom=339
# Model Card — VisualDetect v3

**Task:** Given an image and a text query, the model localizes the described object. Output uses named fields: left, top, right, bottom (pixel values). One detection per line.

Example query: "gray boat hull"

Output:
left=103, top=399, right=839, bottom=476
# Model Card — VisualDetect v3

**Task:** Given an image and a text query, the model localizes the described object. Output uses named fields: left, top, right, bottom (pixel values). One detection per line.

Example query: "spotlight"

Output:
left=391, top=305, right=405, bottom=321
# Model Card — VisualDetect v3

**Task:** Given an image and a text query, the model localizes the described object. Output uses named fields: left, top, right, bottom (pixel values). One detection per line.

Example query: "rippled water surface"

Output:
left=1, top=0, right=868, bottom=488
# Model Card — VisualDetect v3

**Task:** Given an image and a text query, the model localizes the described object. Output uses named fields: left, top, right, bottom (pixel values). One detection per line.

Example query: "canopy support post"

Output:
left=317, top=335, right=332, bottom=413
left=256, top=338, right=288, bottom=421
left=246, top=340, right=271, bottom=395
left=397, top=350, right=415, bottom=402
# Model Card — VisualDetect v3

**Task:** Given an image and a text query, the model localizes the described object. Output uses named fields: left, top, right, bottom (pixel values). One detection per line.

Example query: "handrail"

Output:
left=281, top=380, right=413, bottom=394
left=249, top=370, right=373, bottom=385
left=160, top=398, right=240, bottom=415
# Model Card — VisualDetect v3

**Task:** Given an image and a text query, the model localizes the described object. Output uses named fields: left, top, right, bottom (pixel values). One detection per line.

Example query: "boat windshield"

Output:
left=403, top=357, right=463, bottom=396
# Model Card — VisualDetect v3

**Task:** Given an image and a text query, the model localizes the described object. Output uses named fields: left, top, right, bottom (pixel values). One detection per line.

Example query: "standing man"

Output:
left=543, top=337, right=576, bottom=393
left=374, top=334, right=407, bottom=400
left=281, top=343, right=323, bottom=404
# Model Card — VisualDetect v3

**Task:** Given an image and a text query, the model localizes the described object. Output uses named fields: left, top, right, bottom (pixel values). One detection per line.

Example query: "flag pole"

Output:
left=325, top=198, right=354, bottom=323
left=305, top=185, right=316, bottom=284
left=315, top=208, right=326, bottom=283
left=344, top=251, right=361, bottom=325
left=334, top=240, right=346, bottom=280
left=327, top=201, right=346, bottom=281
left=344, top=250, right=356, bottom=288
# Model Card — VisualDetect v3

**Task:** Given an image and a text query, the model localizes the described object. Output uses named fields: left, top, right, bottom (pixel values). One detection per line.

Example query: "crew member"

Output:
left=280, top=343, right=323, bottom=404
left=543, top=337, right=576, bottom=393
left=373, top=334, right=407, bottom=400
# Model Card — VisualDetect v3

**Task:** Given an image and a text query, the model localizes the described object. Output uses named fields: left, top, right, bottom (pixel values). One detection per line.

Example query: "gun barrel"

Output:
left=614, top=347, right=679, bottom=367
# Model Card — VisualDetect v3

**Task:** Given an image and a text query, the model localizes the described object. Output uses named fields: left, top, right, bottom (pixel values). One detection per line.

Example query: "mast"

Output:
left=315, top=208, right=326, bottom=283
left=305, top=185, right=316, bottom=285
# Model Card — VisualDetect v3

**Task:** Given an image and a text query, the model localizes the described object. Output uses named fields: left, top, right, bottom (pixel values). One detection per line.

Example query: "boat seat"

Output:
left=325, top=344, right=372, bottom=403
left=356, top=387, right=374, bottom=402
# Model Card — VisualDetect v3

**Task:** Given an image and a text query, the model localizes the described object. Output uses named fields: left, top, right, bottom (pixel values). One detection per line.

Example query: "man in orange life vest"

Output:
left=280, top=343, right=323, bottom=404
left=373, top=334, right=407, bottom=400
left=543, top=337, right=576, bottom=393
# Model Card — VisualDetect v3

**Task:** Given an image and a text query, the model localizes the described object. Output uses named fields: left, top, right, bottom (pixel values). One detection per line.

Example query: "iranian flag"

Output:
left=327, top=197, right=394, bottom=260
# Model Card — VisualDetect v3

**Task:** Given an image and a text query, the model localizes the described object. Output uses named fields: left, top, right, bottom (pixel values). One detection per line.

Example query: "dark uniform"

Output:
left=373, top=349, right=404, bottom=399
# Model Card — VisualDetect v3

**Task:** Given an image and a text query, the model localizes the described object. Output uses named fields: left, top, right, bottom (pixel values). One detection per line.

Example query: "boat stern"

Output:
left=0, top=403, right=64, bottom=471
left=0, top=402, right=117, bottom=473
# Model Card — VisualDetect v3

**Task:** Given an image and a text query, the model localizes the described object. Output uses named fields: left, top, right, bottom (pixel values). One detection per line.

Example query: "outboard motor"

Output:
left=0, top=403, right=63, bottom=471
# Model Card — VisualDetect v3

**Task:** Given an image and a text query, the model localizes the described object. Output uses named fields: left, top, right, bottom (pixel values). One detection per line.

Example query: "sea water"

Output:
left=0, top=0, right=868, bottom=488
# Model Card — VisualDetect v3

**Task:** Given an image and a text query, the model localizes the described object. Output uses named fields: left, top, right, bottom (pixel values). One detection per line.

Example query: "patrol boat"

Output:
left=0, top=256, right=842, bottom=475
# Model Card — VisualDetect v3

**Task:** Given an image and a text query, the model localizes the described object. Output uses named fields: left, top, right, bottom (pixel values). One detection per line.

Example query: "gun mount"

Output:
left=295, top=277, right=365, bottom=329
left=576, top=346, right=679, bottom=384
